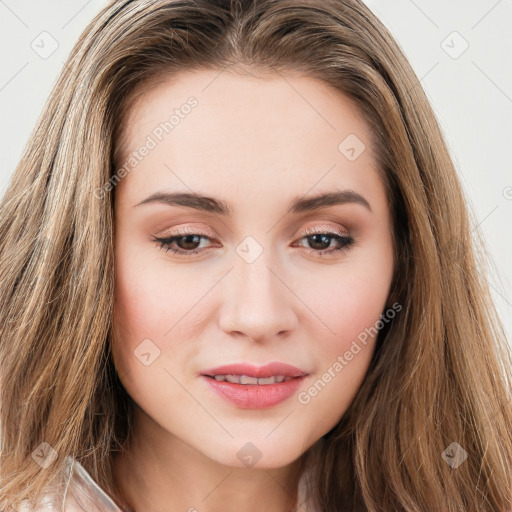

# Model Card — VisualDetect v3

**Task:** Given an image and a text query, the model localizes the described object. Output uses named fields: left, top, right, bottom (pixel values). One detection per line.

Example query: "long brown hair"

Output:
left=1, top=1, right=511, bottom=510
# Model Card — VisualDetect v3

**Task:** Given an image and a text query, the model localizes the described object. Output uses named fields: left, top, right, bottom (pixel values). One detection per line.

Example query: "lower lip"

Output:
left=201, top=375, right=306, bottom=409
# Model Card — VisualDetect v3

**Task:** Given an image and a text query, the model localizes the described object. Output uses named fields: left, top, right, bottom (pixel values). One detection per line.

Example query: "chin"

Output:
left=199, top=436, right=309, bottom=470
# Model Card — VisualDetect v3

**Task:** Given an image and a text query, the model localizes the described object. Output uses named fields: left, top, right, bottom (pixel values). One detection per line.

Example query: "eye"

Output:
left=152, top=231, right=215, bottom=257
left=291, top=227, right=355, bottom=257
left=151, top=227, right=355, bottom=258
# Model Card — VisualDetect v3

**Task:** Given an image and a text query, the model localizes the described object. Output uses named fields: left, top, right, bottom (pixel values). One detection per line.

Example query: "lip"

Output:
left=200, top=362, right=309, bottom=409
left=202, top=375, right=306, bottom=409
left=200, top=362, right=308, bottom=379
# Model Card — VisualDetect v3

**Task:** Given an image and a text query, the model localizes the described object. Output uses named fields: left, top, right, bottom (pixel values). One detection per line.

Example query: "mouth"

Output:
left=201, top=361, right=308, bottom=379
left=205, top=374, right=295, bottom=385
left=200, top=362, right=309, bottom=409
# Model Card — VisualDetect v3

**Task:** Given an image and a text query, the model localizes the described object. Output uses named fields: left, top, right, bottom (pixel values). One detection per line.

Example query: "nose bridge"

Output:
left=218, top=241, right=297, bottom=341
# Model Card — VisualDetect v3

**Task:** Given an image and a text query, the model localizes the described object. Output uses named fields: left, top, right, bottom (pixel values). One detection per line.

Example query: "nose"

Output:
left=218, top=255, right=298, bottom=344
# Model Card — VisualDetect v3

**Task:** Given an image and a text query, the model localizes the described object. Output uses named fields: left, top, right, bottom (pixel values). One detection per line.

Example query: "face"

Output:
left=111, top=68, right=395, bottom=469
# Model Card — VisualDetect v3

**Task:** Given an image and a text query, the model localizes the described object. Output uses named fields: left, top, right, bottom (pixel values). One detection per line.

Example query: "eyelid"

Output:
left=159, top=223, right=350, bottom=241
left=152, top=223, right=355, bottom=259
left=158, top=223, right=217, bottom=239
left=299, top=224, right=349, bottom=237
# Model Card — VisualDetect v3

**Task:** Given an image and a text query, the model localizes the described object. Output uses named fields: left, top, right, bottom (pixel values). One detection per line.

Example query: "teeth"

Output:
left=211, top=374, right=294, bottom=385
left=240, top=375, right=258, bottom=385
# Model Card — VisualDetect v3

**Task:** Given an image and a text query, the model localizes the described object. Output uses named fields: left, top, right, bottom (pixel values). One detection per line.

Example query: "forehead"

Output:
left=114, top=68, right=381, bottom=207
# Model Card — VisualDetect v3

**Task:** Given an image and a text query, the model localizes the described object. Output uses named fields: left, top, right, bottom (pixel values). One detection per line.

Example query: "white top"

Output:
left=19, top=440, right=323, bottom=511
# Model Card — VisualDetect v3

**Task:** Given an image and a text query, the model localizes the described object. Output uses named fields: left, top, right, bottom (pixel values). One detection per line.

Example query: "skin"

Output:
left=110, top=67, right=395, bottom=512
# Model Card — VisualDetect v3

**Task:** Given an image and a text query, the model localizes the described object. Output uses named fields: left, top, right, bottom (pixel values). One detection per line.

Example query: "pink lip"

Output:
left=200, top=362, right=308, bottom=409
left=202, top=375, right=306, bottom=409
left=200, top=362, right=308, bottom=379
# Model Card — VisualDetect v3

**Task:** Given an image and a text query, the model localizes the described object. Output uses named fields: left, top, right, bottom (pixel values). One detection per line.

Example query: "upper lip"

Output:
left=201, top=362, right=308, bottom=379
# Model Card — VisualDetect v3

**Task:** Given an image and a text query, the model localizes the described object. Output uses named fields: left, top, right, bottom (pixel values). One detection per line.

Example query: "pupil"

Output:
left=309, top=234, right=330, bottom=250
left=179, top=235, right=200, bottom=250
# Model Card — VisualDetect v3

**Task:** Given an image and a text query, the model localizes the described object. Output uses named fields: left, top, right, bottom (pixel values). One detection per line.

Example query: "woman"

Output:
left=1, top=0, right=511, bottom=511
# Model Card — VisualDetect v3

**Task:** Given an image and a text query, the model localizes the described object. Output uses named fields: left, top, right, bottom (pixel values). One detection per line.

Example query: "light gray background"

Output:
left=0, top=1, right=511, bottom=342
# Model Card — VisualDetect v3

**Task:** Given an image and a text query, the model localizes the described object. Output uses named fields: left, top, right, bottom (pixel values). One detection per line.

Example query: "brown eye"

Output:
left=293, top=229, right=355, bottom=257
left=151, top=229, right=355, bottom=259
left=152, top=233, right=213, bottom=256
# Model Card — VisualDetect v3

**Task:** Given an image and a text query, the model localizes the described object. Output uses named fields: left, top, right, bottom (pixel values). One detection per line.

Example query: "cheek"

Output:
left=296, top=253, right=393, bottom=402
left=112, top=238, right=195, bottom=342
left=294, top=280, right=389, bottom=433
left=327, top=276, right=388, bottom=343
left=110, top=258, right=192, bottom=414
left=111, top=243, right=176, bottom=378
left=111, top=238, right=213, bottom=397
left=303, top=258, right=393, bottom=351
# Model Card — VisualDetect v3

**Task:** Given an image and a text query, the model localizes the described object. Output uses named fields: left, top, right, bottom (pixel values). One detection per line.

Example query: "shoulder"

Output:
left=14, top=457, right=124, bottom=512
left=15, top=492, right=84, bottom=512
left=16, top=494, right=61, bottom=511
left=62, top=457, right=125, bottom=511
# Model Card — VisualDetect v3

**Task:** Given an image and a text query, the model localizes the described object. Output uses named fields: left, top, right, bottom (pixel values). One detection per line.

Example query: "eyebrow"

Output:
left=134, top=189, right=372, bottom=214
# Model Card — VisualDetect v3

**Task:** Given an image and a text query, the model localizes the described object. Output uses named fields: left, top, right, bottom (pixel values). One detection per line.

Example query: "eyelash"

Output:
left=151, top=227, right=355, bottom=258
